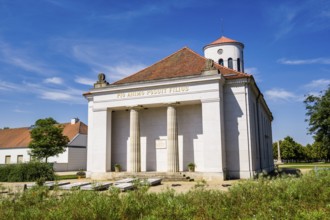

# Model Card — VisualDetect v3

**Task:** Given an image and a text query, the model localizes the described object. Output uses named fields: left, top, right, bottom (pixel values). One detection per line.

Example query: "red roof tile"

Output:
left=113, top=47, right=249, bottom=85
left=0, top=121, right=87, bottom=149
left=205, top=36, right=244, bottom=47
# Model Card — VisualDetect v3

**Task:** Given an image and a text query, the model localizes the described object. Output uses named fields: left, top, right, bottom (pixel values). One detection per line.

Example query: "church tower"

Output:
left=203, top=36, right=244, bottom=72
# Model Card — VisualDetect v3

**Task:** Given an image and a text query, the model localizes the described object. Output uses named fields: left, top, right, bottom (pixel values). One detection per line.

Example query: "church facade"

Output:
left=84, top=36, right=274, bottom=180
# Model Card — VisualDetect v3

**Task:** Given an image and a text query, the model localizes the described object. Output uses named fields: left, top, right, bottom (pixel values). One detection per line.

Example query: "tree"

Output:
left=29, top=117, right=69, bottom=163
left=274, top=136, right=305, bottom=162
left=304, top=85, right=330, bottom=161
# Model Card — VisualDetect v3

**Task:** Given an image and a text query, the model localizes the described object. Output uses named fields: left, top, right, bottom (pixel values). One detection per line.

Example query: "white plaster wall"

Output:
left=0, top=148, right=69, bottom=164
left=111, top=105, right=203, bottom=172
left=224, top=83, right=252, bottom=178
left=204, top=44, right=244, bottom=71
left=0, top=148, right=31, bottom=164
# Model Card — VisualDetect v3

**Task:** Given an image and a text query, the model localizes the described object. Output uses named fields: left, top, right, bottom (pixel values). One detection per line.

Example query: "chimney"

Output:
left=71, top=118, right=79, bottom=124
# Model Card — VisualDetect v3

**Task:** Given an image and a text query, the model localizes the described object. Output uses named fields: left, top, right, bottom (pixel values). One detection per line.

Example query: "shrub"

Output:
left=0, top=162, right=54, bottom=182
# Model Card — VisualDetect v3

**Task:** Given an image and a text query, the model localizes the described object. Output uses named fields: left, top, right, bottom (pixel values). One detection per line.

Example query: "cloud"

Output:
left=107, top=63, right=146, bottom=81
left=23, top=81, right=85, bottom=104
left=265, top=88, right=300, bottom=102
left=0, top=41, right=57, bottom=76
left=44, top=77, right=63, bottom=85
left=0, top=80, right=24, bottom=91
left=14, top=109, right=31, bottom=113
left=75, top=77, right=95, bottom=86
left=264, top=1, right=330, bottom=40
left=40, top=92, right=75, bottom=101
left=66, top=41, right=147, bottom=81
left=278, top=58, right=330, bottom=65
left=304, top=79, right=330, bottom=89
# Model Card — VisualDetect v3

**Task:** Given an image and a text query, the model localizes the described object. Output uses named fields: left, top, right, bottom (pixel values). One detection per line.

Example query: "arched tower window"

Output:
left=228, top=58, right=233, bottom=69
left=218, top=59, right=224, bottom=66
left=237, top=58, right=241, bottom=72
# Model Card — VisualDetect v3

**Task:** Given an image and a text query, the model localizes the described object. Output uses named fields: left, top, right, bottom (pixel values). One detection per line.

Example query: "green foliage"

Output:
left=304, top=85, right=330, bottom=160
left=28, top=117, right=69, bottom=162
left=0, top=162, right=54, bottom=182
left=1, top=170, right=330, bottom=219
left=273, top=136, right=305, bottom=161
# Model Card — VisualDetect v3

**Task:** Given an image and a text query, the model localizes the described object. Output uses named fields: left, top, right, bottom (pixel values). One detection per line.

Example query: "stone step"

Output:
left=110, top=172, right=193, bottom=182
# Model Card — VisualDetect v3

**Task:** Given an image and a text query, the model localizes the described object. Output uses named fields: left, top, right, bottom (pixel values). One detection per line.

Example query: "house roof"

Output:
left=0, top=121, right=87, bottom=149
left=204, top=36, right=244, bottom=48
left=113, top=47, right=249, bottom=85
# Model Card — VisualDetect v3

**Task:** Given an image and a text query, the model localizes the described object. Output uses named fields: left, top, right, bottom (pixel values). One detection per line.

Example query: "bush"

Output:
left=0, top=162, right=54, bottom=182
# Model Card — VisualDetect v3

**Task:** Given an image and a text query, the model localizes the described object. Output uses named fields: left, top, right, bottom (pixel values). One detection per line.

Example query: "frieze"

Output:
left=117, top=86, right=189, bottom=98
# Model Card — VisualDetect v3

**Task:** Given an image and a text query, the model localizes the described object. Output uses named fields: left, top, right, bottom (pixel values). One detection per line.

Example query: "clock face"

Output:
left=217, top=49, right=223, bottom=55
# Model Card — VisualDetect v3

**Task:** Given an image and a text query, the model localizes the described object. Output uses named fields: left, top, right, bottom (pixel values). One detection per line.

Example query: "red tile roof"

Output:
left=0, top=121, right=87, bottom=149
left=113, top=47, right=249, bottom=85
left=205, top=36, right=244, bottom=48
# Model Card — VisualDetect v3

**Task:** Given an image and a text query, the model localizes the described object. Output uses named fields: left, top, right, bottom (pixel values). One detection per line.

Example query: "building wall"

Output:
left=111, top=104, right=203, bottom=172
left=224, top=82, right=253, bottom=179
left=0, top=136, right=88, bottom=172
left=204, top=44, right=244, bottom=71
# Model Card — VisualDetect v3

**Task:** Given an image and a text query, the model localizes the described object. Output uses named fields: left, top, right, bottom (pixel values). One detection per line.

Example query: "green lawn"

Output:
left=279, top=162, right=330, bottom=169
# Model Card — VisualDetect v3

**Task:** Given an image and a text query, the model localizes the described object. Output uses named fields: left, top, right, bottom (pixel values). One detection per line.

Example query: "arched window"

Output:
left=237, top=58, right=241, bottom=72
left=228, top=58, right=233, bottom=69
left=218, top=59, right=224, bottom=66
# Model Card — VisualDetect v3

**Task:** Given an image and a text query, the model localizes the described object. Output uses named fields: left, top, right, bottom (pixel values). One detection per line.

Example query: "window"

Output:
left=5, top=155, right=11, bottom=164
left=237, top=58, right=241, bottom=72
left=17, top=155, right=23, bottom=163
left=228, top=58, right=233, bottom=69
left=218, top=58, right=224, bottom=66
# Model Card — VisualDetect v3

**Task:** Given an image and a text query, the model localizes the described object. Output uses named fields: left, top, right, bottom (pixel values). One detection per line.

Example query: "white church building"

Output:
left=84, top=36, right=274, bottom=180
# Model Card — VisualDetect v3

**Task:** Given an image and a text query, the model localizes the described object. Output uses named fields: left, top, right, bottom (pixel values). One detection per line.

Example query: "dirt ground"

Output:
left=0, top=169, right=312, bottom=194
left=0, top=179, right=237, bottom=194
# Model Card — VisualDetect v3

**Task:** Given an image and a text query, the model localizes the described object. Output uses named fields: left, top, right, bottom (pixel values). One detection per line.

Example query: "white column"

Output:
left=167, top=105, right=179, bottom=172
left=87, top=108, right=111, bottom=174
left=129, top=108, right=141, bottom=172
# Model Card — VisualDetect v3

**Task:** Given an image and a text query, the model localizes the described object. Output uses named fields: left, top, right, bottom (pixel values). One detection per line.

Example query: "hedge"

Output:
left=0, top=162, right=54, bottom=182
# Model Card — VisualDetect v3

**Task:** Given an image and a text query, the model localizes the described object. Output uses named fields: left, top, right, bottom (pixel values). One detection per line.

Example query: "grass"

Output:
left=1, top=170, right=330, bottom=219
left=279, top=162, right=330, bottom=169
left=54, top=174, right=78, bottom=180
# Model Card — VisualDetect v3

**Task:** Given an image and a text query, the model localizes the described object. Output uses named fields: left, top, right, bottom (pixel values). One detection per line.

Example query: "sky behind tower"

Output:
left=0, top=0, right=329, bottom=145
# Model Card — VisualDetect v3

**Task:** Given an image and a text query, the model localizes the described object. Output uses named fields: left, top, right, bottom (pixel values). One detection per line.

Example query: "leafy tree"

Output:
left=28, top=117, right=69, bottom=163
left=304, top=85, right=330, bottom=161
left=274, top=136, right=305, bottom=162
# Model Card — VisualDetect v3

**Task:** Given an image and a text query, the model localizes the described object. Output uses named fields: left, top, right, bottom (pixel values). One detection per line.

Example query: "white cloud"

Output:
left=0, top=80, right=24, bottom=91
left=23, top=82, right=85, bottom=104
left=0, top=41, right=57, bottom=76
left=107, top=63, right=146, bottom=81
left=44, top=77, right=63, bottom=85
left=264, top=1, right=330, bottom=40
left=278, top=58, right=330, bottom=65
left=265, top=88, right=300, bottom=102
left=304, top=79, right=330, bottom=89
left=40, top=92, right=74, bottom=101
left=75, top=77, right=95, bottom=86
left=14, top=109, right=31, bottom=113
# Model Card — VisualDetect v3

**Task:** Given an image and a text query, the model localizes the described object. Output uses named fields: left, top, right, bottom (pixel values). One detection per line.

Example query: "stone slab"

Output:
left=80, top=182, right=112, bottom=191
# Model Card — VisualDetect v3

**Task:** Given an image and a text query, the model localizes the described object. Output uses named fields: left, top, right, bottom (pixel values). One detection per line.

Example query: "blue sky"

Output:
left=0, top=0, right=329, bottom=145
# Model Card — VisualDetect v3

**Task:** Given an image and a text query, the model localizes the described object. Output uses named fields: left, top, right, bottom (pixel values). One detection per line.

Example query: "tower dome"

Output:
left=203, top=36, right=244, bottom=72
